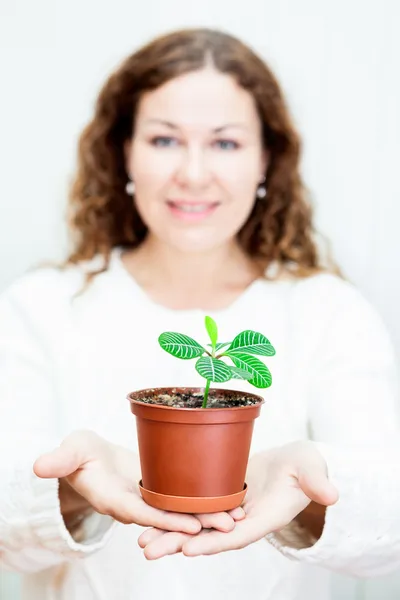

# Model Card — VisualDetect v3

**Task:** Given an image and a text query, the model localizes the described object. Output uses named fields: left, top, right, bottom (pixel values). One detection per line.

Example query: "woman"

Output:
left=1, top=28, right=399, bottom=600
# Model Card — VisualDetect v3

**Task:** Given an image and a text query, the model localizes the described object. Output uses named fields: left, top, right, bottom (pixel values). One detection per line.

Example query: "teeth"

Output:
left=174, top=204, right=211, bottom=213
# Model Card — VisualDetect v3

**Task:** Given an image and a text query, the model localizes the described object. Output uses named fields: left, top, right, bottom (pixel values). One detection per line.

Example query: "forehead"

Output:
left=136, top=67, right=260, bottom=129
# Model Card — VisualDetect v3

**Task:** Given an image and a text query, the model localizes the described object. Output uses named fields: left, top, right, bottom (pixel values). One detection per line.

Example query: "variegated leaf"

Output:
left=229, top=353, right=272, bottom=388
left=229, top=366, right=253, bottom=380
left=195, top=356, right=232, bottom=382
left=205, top=316, right=218, bottom=348
left=226, top=330, right=276, bottom=357
left=207, top=342, right=231, bottom=351
left=158, top=332, right=204, bottom=360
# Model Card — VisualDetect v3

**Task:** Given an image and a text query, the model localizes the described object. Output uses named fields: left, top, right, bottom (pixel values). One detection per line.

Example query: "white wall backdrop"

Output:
left=0, top=1, right=399, bottom=598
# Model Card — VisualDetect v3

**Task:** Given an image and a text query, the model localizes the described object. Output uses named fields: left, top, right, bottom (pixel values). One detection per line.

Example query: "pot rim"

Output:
left=127, top=386, right=265, bottom=412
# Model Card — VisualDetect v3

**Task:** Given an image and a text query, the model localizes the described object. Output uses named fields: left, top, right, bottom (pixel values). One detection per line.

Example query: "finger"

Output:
left=144, top=531, right=193, bottom=560
left=135, top=500, right=202, bottom=534
left=228, top=506, right=246, bottom=521
left=33, top=430, right=103, bottom=479
left=183, top=517, right=263, bottom=556
left=96, top=485, right=202, bottom=534
left=291, top=443, right=339, bottom=506
left=138, top=528, right=165, bottom=548
left=298, top=467, right=339, bottom=506
left=195, top=511, right=235, bottom=532
left=33, top=445, right=83, bottom=479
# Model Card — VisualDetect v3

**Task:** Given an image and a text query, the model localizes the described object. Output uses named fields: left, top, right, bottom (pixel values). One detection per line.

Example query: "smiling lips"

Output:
left=166, top=200, right=220, bottom=221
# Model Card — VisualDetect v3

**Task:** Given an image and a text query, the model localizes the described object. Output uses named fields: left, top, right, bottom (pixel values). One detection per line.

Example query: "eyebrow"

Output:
left=143, top=119, right=248, bottom=132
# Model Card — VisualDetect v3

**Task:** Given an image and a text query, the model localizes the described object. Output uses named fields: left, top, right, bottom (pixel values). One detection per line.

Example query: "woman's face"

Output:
left=126, top=67, right=267, bottom=253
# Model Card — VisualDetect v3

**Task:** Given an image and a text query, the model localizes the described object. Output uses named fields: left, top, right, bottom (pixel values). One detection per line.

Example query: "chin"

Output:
left=163, top=229, right=232, bottom=254
left=170, top=239, right=221, bottom=254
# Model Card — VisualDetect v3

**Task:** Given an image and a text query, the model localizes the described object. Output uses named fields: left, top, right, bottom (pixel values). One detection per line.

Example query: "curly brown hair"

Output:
left=66, top=27, right=337, bottom=279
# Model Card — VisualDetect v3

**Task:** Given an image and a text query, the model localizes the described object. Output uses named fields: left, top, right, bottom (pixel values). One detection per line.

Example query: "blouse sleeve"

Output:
left=268, top=276, right=400, bottom=575
left=0, top=278, right=115, bottom=573
left=267, top=442, right=400, bottom=577
left=307, top=277, right=400, bottom=445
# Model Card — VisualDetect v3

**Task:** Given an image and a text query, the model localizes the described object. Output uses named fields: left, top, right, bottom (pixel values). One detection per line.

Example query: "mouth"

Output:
left=166, top=200, right=220, bottom=221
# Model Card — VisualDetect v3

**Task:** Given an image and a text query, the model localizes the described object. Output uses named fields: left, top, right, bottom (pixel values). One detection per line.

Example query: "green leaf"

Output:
left=195, top=356, right=232, bottom=383
left=229, top=353, right=272, bottom=388
left=205, top=316, right=218, bottom=348
left=158, top=332, right=205, bottom=360
left=228, top=366, right=253, bottom=380
left=207, top=342, right=231, bottom=351
left=226, top=330, right=276, bottom=357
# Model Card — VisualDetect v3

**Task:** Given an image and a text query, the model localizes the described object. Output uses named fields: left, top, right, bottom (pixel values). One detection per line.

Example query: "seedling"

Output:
left=158, top=316, right=275, bottom=408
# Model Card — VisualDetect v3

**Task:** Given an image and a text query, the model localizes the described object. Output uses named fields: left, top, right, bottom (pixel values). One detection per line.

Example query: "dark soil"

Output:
left=136, top=390, right=261, bottom=409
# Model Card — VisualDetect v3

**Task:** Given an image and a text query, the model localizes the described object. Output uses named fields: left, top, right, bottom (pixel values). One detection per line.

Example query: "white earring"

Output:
left=125, top=180, right=135, bottom=195
left=256, top=176, right=267, bottom=199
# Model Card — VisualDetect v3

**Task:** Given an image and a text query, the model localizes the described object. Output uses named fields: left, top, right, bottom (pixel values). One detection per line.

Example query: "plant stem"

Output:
left=202, top=379, right=211, bottom=408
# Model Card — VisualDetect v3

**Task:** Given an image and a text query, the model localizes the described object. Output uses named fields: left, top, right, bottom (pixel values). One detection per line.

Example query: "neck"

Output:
left=131, top=235, right=257, bottom=287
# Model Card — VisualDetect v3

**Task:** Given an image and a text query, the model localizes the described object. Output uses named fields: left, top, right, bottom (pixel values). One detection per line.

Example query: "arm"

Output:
left=0, top=286, right=115, bottom=573
left=307, top=280, right=400, bottom=446
left=0, top=275, right=207, bottom=572
left=137, top=280, right=400, bottom=570
left=271, top=278, right=400, bottom=572
left=268, top=442, right=400, bottom=578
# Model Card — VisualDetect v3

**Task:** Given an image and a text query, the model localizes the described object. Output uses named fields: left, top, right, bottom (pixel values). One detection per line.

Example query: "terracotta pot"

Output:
left=128, top=387, right=264, bottom=513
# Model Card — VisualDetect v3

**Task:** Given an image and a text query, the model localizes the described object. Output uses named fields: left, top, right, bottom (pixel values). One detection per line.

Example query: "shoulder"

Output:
left=257, top=271, right=368, bottom=314
left=290, top=273, right=394, bottom=352
left=0, top=255, right=122, bottom=358
left=294, top=273, right=386, bottom=324
left=0, top=252, right=112, bottom=304
left=0, top=256, right=116, bottom=347
left=0, top=264, right=84, bottom=310
left=259, top=270, right=375, bottom=317
left=0, top=254, right=110, bottom=326
left=290, top=272, right=368, bottom=312
left=258, top=271, right=392, bottom=345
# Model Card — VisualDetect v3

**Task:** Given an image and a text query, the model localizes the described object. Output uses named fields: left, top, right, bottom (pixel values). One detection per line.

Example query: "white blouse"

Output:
left=0, top=249, right=399, bottom=600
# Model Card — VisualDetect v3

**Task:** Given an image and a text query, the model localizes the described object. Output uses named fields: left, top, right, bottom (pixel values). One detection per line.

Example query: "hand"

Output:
left=34, top=430, right=244, bottom=534
left=138, top=441, right=339, bottom=558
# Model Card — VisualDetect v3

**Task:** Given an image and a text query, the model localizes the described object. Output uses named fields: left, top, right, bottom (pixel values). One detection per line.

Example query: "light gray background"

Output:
left=1, top=0, right=399, bottom=597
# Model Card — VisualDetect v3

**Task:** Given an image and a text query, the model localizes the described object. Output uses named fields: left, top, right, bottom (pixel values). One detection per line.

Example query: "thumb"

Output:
left=34, top=443, right=83, bottom=479
left=298, top=466, right=339, bottom=507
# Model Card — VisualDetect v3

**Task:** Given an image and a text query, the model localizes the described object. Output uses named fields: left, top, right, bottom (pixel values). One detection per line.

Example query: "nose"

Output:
left=175, top=146, right=211, bottom=190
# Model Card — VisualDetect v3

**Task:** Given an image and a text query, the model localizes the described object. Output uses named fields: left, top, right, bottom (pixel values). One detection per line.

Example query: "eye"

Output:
left=150, top=136, right=179, bottom=147
left=213, top=139, right=240, bottom=150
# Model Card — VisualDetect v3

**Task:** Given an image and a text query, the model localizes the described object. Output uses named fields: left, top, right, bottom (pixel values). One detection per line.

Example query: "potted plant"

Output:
left=128, top=316, right=275, bottom=513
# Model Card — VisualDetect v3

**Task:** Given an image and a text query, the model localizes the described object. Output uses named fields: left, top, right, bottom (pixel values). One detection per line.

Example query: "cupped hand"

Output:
left=34, top=429, right=239, bottom=534
left=138, top=441, right=338, bottom=558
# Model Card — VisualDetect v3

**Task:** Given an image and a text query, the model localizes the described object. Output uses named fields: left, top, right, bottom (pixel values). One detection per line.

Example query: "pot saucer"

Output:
left=138, top=480, right=247, bottom=513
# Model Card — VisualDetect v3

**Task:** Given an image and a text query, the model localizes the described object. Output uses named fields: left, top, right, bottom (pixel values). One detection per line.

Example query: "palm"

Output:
left=138, top=443, right=338, bottom=558
left=34, top=430, right=202, bottom=533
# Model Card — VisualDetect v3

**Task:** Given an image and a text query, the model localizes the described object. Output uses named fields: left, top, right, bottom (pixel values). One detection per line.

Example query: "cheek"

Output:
left=216, top=153, right=260, bottom=208
left=129, top=142, right=176, bottom=192
left=216, top=147, right=261, bottom=183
